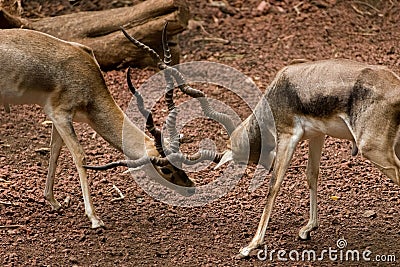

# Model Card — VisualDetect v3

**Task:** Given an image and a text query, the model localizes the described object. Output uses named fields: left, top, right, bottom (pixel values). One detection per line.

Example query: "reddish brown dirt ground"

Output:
left=1, top=0, right=400, bottom=266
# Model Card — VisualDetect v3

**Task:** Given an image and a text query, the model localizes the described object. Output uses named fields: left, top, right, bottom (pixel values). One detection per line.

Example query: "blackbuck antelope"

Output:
left=112, top=27, right=400, bottom=259
left=0, top=28, right=196, bottom=229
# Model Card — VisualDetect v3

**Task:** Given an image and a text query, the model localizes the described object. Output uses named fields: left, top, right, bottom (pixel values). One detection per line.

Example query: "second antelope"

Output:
left=224, top=59, right=400, bottom=258
left=119, top=28, right=400, bottom=259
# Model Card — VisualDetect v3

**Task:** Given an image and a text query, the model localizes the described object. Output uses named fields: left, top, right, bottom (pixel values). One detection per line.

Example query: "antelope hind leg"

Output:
left=44, top=124, right=64, bottom=210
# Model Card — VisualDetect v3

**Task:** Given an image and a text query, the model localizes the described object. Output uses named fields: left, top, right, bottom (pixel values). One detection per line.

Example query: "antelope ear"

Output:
left=214, top=150, right=233, bottom=169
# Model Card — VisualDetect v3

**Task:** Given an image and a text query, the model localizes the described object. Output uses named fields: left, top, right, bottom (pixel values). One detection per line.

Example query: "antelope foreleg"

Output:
left=298, top=135, right=324, bottom=240
left=237, top=130, right=302, bottom=258
left=50, top=113, right=104, bottom=228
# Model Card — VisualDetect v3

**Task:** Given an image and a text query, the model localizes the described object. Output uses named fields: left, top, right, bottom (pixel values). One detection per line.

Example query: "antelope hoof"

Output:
left=90, top=217, right=105, bottom=229
left=236, top=247, right=251, bottom=259
left=298, top=231, right=311, bottom=241
left=48, top=200, right=62, bottom=211
left=235, top=253, right=248, bottom=260
left=298, top=225, right=318, bottom=240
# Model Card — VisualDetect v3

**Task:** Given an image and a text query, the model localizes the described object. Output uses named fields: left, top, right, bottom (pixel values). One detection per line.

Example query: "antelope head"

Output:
left=216, top=96, right=276, bottom=170
left=85, top=65, right=196, bottom=193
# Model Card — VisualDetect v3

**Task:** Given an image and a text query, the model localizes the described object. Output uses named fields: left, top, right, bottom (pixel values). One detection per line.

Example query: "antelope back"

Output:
left=0, top=29, right=106, bottom=108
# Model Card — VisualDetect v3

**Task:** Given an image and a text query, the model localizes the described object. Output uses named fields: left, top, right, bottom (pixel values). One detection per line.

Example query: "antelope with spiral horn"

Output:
left=90, top=23, right=400, bottom=259
left=0, top=28, right=195, bottom=228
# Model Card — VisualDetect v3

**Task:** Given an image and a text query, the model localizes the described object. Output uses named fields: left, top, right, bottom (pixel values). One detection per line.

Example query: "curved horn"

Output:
left=126, top=67, right=167, bottom=156
left=162, top=22, right=181, bottom=153
left=151, top=150, right=223, bottom=166
left=120, top=27, right=163, bottom=68
left=121, top=25, right=236, bottom=136
left=162, top=21, right=172, bottom=66
left=83, top=150, right=224, bottom=171
left=168, top=67, right=236, bottom=135
left=83, top=156, right=155, bottom=170
left=186, top=150, right=224, bottom=164
left=120, top=24, right=233, bottom=170
left=164, top=71, right=180, bottom=153
left=124, top=24, right=179, bottom=156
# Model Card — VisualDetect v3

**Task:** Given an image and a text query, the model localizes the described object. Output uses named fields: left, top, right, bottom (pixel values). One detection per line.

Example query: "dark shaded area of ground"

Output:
left=1, top=0, right=400, bottom=266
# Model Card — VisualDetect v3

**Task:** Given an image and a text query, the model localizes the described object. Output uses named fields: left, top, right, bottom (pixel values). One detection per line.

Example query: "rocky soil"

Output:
left=1, top=0, right=400, bottom=266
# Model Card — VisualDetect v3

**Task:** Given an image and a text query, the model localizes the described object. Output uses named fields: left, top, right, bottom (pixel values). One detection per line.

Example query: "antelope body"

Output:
left=0, top=29, right=194, bottom=228
left=225, top=59, right=400, bottom=257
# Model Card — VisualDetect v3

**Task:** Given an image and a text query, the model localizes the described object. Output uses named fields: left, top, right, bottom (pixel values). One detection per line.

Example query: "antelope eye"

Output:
left=160, top=167, right=173, bottom=175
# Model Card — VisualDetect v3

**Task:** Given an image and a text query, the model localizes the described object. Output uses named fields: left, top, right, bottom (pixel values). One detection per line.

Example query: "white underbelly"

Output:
left=299, top=114, right=354, bottom=140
